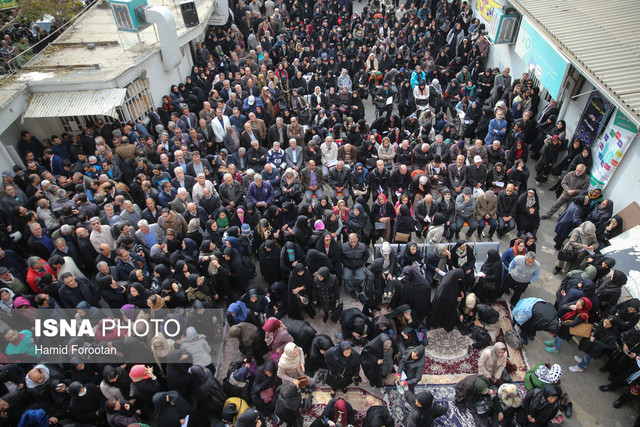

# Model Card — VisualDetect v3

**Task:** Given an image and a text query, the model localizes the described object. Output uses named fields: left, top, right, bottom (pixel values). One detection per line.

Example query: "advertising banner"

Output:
left=590, top=110, right=639, bottom=188
left=0, top=0, right=18, bottom=10
left=572, top=92, right=614, bottom=146
left=475, top=0, right=503, bottom=24
left=514, top=19, right=570, bottom=99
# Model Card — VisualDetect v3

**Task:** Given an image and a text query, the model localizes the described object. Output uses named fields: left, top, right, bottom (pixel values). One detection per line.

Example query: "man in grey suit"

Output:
left=135, top=219, right=166, bottom=249
left=119, top=200, right=143, bottom=230
left=284, top=138, right=304, bottom=172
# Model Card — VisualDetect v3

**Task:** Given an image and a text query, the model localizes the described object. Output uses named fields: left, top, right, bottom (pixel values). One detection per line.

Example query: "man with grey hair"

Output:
left=541, top=164, right=589, bottom=219
left=284, top=138, right=304, bottom=172
left=219, top=173, right=243, bottom=208
left=247, top=174, right=274, bottom=210
left=266, top=141, right=285, bottom=171
left=301, top=160, right=324, bottom=202
left=328, top=160, right=351, bottom=204
left=26, top=256, right=53, bottom=293
left=183, top=201, right=209, bottom=227
left=101, top=203, right=121, bottom=227
left=320, top=135, right=338, bottom=176
left=171, top=187, right=192, bottom=214
left=505, top=251, right=540, bottom=308
left=37, top=199, right=58, bottom=231
left=135, top=219, right=166, bottom=249
left=171, top=166, right=195, bottom=192
left=231, top=147, right=249, bottom=172
left=89, top=216, right=115, bottom=252
left=119, top=200, right=143, bottom=229
left=52, top=236, right=83, bottom=271
left=192, top=173, right=215, bottom=205
left=267, top=116, right=286, bottom=147
left=27, top=222, right=54, bottom=260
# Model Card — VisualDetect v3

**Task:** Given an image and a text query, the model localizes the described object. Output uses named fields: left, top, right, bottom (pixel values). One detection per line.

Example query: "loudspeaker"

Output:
left=180, top=0, right=199, bottom=27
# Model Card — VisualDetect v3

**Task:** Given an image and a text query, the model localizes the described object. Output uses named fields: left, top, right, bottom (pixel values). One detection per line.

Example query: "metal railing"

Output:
left=1, top=0, right=99, bottom=77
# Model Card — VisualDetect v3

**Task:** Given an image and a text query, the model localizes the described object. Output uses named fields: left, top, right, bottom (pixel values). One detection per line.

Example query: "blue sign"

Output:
left=514, top=18, right=570, bottom=99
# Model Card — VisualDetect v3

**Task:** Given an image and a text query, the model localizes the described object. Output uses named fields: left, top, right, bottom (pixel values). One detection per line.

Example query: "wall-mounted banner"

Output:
left=573, top=92, right=614, bottom=146
left=514, top=18, right=570, bottom=99
left=590, top=109, right=639, bottom=188
left=0, top=0, right=18, bottom=11
left=475, top=0, right=504, bottom=24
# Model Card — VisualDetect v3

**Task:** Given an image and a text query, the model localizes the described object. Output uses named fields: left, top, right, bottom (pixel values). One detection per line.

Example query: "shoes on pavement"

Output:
left=552, top=267, right=562, bottom=275
left=565, top=402, right=573, bottom=418
left=541, top=214, right=551, bottom=220
left=569, top=365, right=584, bottom=373
left=574, top=355, right=583, bottom=364
left=544, top=340, right=555, bottom=346
left=544, top=346, right=559, bottom=354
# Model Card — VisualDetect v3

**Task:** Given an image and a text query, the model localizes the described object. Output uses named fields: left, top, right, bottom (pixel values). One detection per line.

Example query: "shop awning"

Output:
left=23, top=88, right=127, bottom=119
left=511, top=0, right=640, bottom=125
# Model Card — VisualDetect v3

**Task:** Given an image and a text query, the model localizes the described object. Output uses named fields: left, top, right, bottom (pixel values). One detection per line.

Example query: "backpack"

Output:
left=504, top=330, right=523, bottom=351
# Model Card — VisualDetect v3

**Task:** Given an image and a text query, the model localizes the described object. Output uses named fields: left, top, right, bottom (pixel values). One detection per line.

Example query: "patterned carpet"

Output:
left=263, top=387, right=386, bottom=427
left=384, top=382, right=528, bottom=426
left=217, top=301, right=529, bottom=426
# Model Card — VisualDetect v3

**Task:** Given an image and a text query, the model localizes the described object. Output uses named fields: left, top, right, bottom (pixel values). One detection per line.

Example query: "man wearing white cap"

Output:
left=467, top=155, right=488, bottom=190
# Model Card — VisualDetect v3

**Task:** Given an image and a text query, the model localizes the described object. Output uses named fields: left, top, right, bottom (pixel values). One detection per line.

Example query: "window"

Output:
left=57, top=114, right=120, bottom=133
left=123, top=77, right=154, bottom=122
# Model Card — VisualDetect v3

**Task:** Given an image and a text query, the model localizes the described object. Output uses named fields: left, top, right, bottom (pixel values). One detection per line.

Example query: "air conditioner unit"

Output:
left=109, top=0, right=150, bottom=32
left=488, top=9, right=520, bottom=44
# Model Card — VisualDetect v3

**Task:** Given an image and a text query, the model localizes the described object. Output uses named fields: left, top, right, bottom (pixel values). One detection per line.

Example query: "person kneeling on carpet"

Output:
left=397, top=345, right=426, bottom=393
left=478, top=343, right=508, bottom=386
left=339, top=307, right=373, bottom=346
left=403, top=390, right=447, bottom=427
left=310, top=398, right=356, bottom=427
left=455, top=374, right=497, bottom=427
left=362, top=405, right=395, bottom=427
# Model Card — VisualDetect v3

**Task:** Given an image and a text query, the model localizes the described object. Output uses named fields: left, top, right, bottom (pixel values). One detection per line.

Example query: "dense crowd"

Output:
left=0, top=0, right=635, bottom=426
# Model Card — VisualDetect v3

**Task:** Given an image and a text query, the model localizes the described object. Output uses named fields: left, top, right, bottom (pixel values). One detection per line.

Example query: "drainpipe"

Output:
left=144, top=6, right=181, bottom=72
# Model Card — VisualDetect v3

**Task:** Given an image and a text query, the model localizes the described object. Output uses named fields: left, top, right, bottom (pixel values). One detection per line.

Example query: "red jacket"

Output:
left=26, top=262, right=55, bottom=293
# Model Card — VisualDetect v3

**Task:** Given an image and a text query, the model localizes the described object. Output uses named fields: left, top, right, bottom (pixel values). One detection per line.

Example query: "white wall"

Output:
left=143, top=48, right=193, bottom=107
left=0, top=88, right=31, bottom=168
left=602, top=132, right=640, bottom=210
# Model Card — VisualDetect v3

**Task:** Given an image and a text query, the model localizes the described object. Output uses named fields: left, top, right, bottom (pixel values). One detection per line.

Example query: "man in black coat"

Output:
left=57, top=272, right=100, bottom=308
left=496, top=183, right=518, bottom=238
left=368, top=160, right=390, bottom=199
left=466, top=155, right=488, bottom=190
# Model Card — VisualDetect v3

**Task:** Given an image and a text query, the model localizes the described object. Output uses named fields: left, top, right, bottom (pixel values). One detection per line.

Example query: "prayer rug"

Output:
left=383, top=382, right=528, bottom=426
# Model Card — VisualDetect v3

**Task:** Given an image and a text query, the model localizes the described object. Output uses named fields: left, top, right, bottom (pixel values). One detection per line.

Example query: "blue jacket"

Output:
left=484, top=118, right=508, bottom=145
left=247, top=181, right=275, bottom=205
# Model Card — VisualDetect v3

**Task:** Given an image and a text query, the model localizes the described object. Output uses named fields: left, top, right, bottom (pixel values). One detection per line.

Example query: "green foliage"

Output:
left=18, top=0, right=83, bottom=24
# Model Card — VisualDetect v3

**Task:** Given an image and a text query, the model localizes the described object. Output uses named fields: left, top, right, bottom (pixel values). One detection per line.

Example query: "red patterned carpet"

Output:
left=219, top=301, right=528, bottom=425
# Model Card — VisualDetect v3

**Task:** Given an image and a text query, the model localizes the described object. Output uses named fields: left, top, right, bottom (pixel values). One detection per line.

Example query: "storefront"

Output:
left=473, top=0, right=640, bottom=210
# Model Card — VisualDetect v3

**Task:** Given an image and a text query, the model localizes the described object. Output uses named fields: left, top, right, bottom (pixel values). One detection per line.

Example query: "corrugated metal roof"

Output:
left=511, top=0, right=640, bottom=124
left=23, top=88, right=127, bottom=119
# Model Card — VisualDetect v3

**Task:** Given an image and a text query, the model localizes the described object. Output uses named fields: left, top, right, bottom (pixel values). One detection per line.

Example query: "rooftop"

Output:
left=16, top=0, right=216, bottom=86
left=511, top=0, right=640, bottom=125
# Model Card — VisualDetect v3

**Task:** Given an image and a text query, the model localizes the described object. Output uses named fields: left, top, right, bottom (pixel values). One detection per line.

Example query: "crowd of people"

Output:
left=0, top=0, right=635, bottom=425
